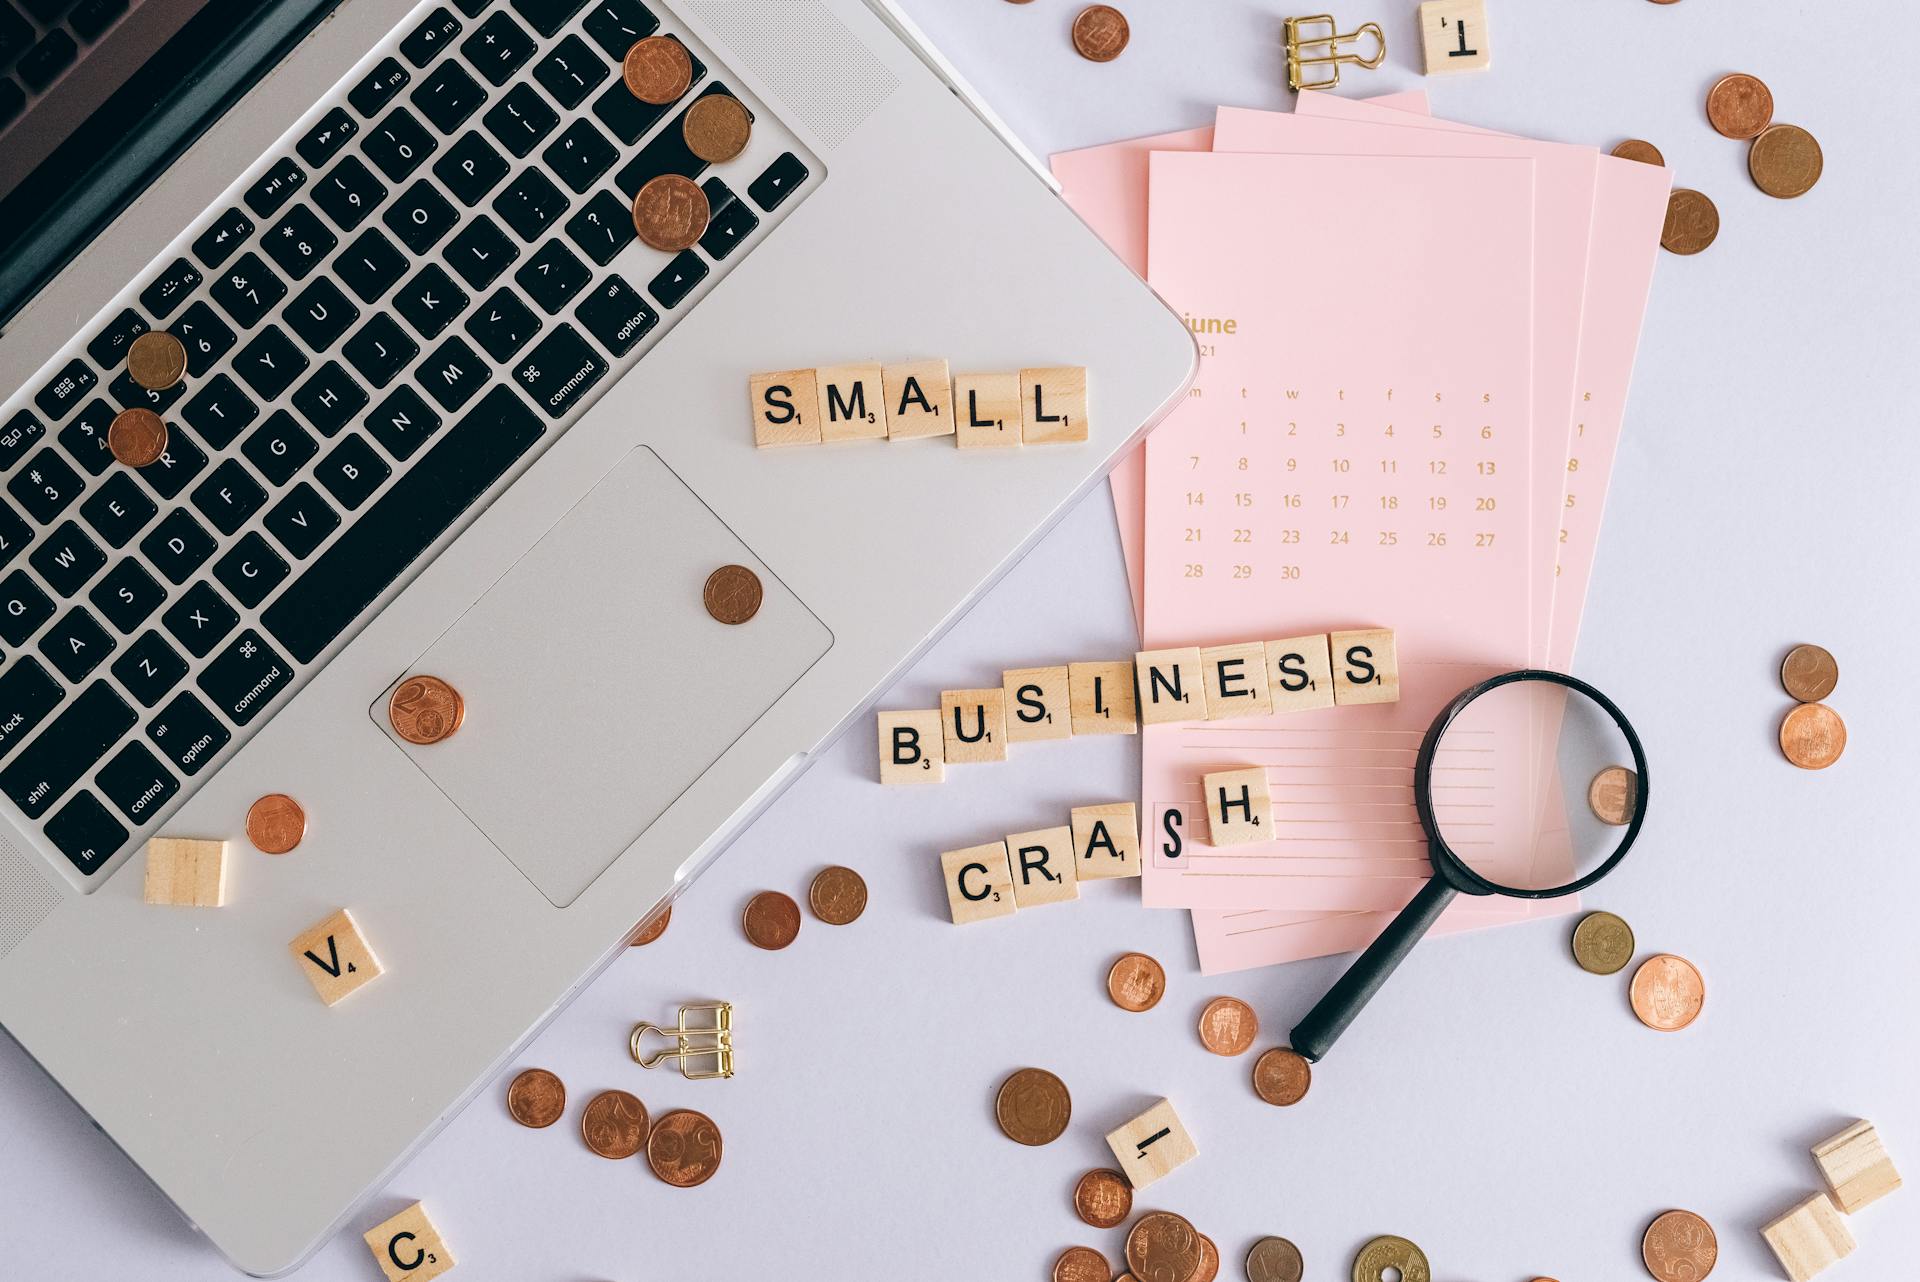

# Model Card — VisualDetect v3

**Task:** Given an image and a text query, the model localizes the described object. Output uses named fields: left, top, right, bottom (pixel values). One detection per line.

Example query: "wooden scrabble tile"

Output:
left=877, top=709, right=946, bottom=784
left=1202, top=767, right=1272, bottom=846
left=1007, top=825, right=1079, bottom=907
left=1105, top=1098, right=1197, bottom=1190
left=1266, top=634, right=1336, bottom=714
left=882, top=358, right=955, bottom=440
left=941, top=688, right=1008, bottom=764
left=1330, top=628, right=1400, bottom=706
left=953, top=371, right=1022, bottom=449
left=1071, top=802, right=1141, bottom=880
left=1201, top=642, right=1273, bottom=720
left=363, top=1201, right=456, bottom=1282
left=1018, top=366, right=1089, bottom=444
left=941, top=841, right=1016, bottom=924
left=143, top=837, right=228, bottom=907
left=815, top=362, right=887, bottom=443
left=1813, top=1119, right=1903, bottom=1213
left=1419, top=0, right=1490, bottom=75
left=289, top=908, right=385, bottom=1006
left=1135, top=647, right=1207, bottom=724
left=1003, top=666, right=1073, bottom=743
left=749, top=369, right=821, bottom=447
left=1068, top=661, right=1138, bottom=736
left=1761, top=1193, right=1856, bottom=1282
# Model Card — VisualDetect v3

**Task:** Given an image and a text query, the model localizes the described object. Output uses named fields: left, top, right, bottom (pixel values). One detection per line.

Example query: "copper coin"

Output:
left=1192, top=1234, right=1220, bottom=1282
left=1706, top=73, right=1773, bottom=139
left=1197, top=996, right=1258, bottom=1056
left=702, top=564, right=762, bottom=625
left=1125, top=1211, right=1202, bottom=1282
left=633, top=173, right=711, bottom=252
left=1072, top=1168, right=1132, bottom=1229
left=1780, top=702, right=1846, bottom=770
left=623, top=35, right=692, bottom=104
left=742, top=890, right=801, bottom=949
left=1661, top=189, right=1719, bottom=256
left=107, top=407, right=168, bottom=467
left=506, top=1067, right=566, bottom=1128
left=1571, top=910, right=1635, bottom=975
left=682, top=93, right=752, bottom=165
left=581, top=1088, right=650, bottom=1158
left=1587, top=766, right=1637, bottom=826
left=1072, top=4, right=1130, bottom=62
left=1246, top=1237, right=1305, bottom=1282
left=646, top=1108, right=723, bottom=1186
left=808, top=865, right=867, bottom=925
left=1052, top=1246, right=1111, bottom=1282
left=1642, top=1210, right=1718, bottom=1281
left=1780, top=644, right=1839, bottom=703
left=994, top=1067, right=1071, bottom=1146
left=1352, top=1236, right=1430, bottom=1282
left=1631, top=954, right=1705, bottom=1031
left=126, top=330, right=187, bottom=391
left=245, top=793, right=307, bottom=854
left=1106, top=952, right=1166, bottom=1012
left=388, top=675, right=465, bottom=745
left=1611, top=139, right=1666, bottom=167
left=629, top=904, right=671, bottom=946
left=1252, top=1047, right=1311, bottom=1106
left=1749, top=123, right=1823, bottom=199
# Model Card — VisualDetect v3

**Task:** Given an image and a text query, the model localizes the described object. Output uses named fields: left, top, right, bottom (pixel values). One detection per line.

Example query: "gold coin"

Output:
left=622, top=35, right=692, bottom=104
left=1661, top=189, right=1719, bottom=256
left=1780, top=644, right=1838, bottom=703
left=1706, top=72, right=1773, bottom=139
left=1252, top=1047, right=1311, bottom=1106
left=581, top=1088, right=649, bottom=1159
left=1779, top=702, right=1845, bottom=770
left=506, top=1067, right=566, bottom=1128
left=388, top=675, right=465, bottom=745
left=1071, top=1168, right=1132, bottom=1230
left=702, top=564, right=762, bottom=625
left=126, top=330, right=187, bottom=391
left=1571, top=910, right=1635, bottom=975
left=629, top=904, right=670, bottom=946
left=995, top=1067, right=1071, bottom=1146
left=1642, top=1210, right=1718, bottom=1282
left=1630, top=954, right=1705, bottom=1032
left=1071, top=4, right=1130, bottom=62
left=1125, top=1211, right=1202, bottom=1282
left=1611, top=139, right=1666, bottom=167
left=742, top=889, right=801, bottom=949
left=646, top=1108, right=723, bottom=1186
left=1105, top=952, right=1166, bottom=1012
left=107, top=407, right=167, bottom=467
left=1587, top=766, right=1637, bottom=826
left=633, top=173, right=711, bottom=253
left=1192, top=1234, right=1220, bottom=1282
left=245, top=793, right=306, bottom=855
left=1352, top=1235, right=1430, bottom=1282
left=808, top=865, right=867, bottom=925
left=1052, top=1246, right=1111, bottom=1282
left=1749, top=123, right=1823, bottom=199
left=1197, top=996, right=1258, bottom=1056
left=683, top=93, right=752, bottom=165
left=1246, top=1237, right=1305, bottom=1282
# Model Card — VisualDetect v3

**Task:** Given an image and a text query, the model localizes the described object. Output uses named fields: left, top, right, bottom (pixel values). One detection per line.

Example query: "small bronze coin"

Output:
left=1642, top=1209, right=1718, bottom=1282
left=1587, top=765, right=1638, bottom=826
left=742, top=889, right=801, bottom=949
left=1252, top=1047, right=1311, bottom=1107
left=629, top=905, right=671, bottom=946
left=623, top=35, right=692, bottom=104
left=1125, top=1211, right=1202, bottom=1282
left=245, top=793, right=307, bottom=855
left=1352, top=1236, right=1430, bottom=1282
left=1571, top=910, right=1636, bottom=975
left=506, top=1067, right=566, bottom=1128
left=126, top=330, right=187, bottom=391
left=808, top=865, right=867, bottom=925
left=1197, top=996, right=1258, bottom=1056
left=1071, top=4, right=1129, bottom=62
left=1631, top=954, right=1706, bottom=1031
left=1192, top=1234, right=1220, bottom=1282
left=1611, top=139, right=1666, bottom=167
left=646, top=1108, right=723, bottom=1186
left=702, top=564, right=762, bottom=625
left=581, top=1088, right=649, bottom=1158
left=633, top=172, right=710, bottom=252
left=1246, top=1237, right=1305, bottom=1282
left=1780, top=644, right=1839, bottom=703
left=1661, top=189, right=1720, bottom=256
left=1780, top=702, right=1846, bottom=770
left=1749, top=123, right=1823, bottom=199
left=107, top=407, right=168, bottom=467
left=1706, top=72, right=1774, bottom=139
left=1072, top=1168, right=1132, bottom=1229
left=995, top=1067, right=1071, bottom=1146
left=388, top=675, right=465, bottom=745
left=1105, top=952, right=1166, bottom=1012
left=1052, top=1246, right=1111, bottom=1282
left=682, top=93, right=753, bottom=164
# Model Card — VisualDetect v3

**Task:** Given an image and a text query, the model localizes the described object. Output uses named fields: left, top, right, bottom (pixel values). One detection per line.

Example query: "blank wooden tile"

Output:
left=953, top=371, right=1022, bottom=449
left=144, top=837, right=228, bottom=907
left=1068, top=661, right=1138, bottom=736
left=1105, top=1098, right=1197, bottom=1190
left=1007, top=826, right=1080, bottom=907
left=749, top=369, right=821, bottom=448
left=1201, top=642, right=1273, bottom=720
left=1813, top=1119, right=1903, bottom=1213
left=941, top=688, right=1009, bottom=764
left=1018, top=366, right=1089, bottom=444
left=1761, top=1193, right=1855, bottom=1282
left=1135, top=647, right=1207, bottom=724
left=289, top=908, right=385, bottom=1006
left=1071, top=803, right=1141, bottom=880
left=941, top=841, right=1016, bottom=924
left=882, top=358, right=955, bottom=441
left=1202, top=767, right=1272, bottom=846
left=1266, top=634, right=1336, bottom=714
left=815, top=362, right=888, bottom=443
left=1419, top=0, right=1490, bottom=75
left=1330, top=628, right=1400, bottom=706
left=877, top=709, right=946, bottom=784
left=1003, top=666, right=1073, bottom=743
left=363, top=1201, right=456, bottom=1282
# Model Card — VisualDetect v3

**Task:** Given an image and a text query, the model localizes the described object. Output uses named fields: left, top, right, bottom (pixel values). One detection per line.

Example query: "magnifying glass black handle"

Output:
left=1290, top=876, right=1458, bottom=1062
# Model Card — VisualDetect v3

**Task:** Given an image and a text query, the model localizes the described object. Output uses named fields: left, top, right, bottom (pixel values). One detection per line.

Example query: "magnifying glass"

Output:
left=1290, top=670, right=1649, bottom=1061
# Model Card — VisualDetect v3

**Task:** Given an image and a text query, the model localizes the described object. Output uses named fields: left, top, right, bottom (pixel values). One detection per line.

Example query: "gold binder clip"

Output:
left=1284, top=14, right=1386, bottom=91
left=629, top=1001, right=734, bottom=1080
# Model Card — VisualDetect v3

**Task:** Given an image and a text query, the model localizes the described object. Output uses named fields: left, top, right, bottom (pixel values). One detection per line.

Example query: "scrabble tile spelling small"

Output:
left=749, top=360, right=1088, bottom=449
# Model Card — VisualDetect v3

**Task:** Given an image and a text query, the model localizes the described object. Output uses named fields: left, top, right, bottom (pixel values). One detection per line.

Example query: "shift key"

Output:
left=0, top=659, right=64, bottom=759
left=0, top=681, right=135, bottom=819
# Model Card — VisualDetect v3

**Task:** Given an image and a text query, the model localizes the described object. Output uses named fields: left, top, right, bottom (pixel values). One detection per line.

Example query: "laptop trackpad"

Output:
left=373, top=446, right=832, bottom=907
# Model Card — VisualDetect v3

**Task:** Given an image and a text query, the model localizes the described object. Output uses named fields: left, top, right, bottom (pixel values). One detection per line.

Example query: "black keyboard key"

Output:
left=647, top=249, right=707, bottom=309
left=296, top=106, right=359, bottom=169
left=516, top=238, right=589, bottom=313
left=452, top=0, right=491, bottom=15
left=80, top=472, right=156, bottom=549
left=285, top=277, right=361, bottom=353
left=261, top=204, right=338, bottom=281
left=290, top=360, right=368, bottom=437
left=241, top=411, right=317, bottom=486
left=582, top=0, right=657, bottom=59
left=56, top=399, right=115, bottom=475
left=444, top=214, right=518, bottom=288
left=161, top=581, right=238, bottom=657
left=348, top=57, right=410, bottom=119
left=0, top=658, right=62, bottom=759
left=383, top=178, right=459, bottom=253
left=198, top=630, right=294, bottom=726
left=0, top=497, right=29, bottom=571
left=341, top=314, right=418, bottom=389
left=512, top=324, right=605, bottom=419
left=365, top=386, right=442, bottom=462
left=312, top=153, right=388, bottom=233
left=590, top=79, right=659, bottom=146
left=510, top=0, right=588, bottom=38
left=750, top=151, right=808, bottom=212
left=0, top=570, right=52, bottom=646
left=394, top=263, right=470, bottom=339
left=543, top=117, right=617, bottom=193
left=234, top=325, right=310, bottom=401
left=363, top=106, right=437, bottom=181
left=34, top=359, right=96, bottom=422
left=460, top=9, right=534, bottom=85
left=465, top=287, right=540, bottom=362
left=139, top=257, right=202, bottom=321
left=702, top=171, right=733, bottom=215
left=433, top=131, right=509, bottom=205
left=8, top=448, right=84, bottom=523
left=532, top=33, right=606, bottom=109
left=19, top=30, right=77, bottom=93
left=69, top=0, right=128, bottom=43
left=213, top=532, right=289, bottom=609
left=146, top=690, right=230, bottom=777
left=564, top=189, right=635, bottom=265
left=336, top=228, right=409, bottom=302
left=89, top=559, right=165, bottom=634
left=189, top=458, right=268, bottom=535
left=614, top=86, right=724, bottom=197
left=192, top=207, right=254, bottom=270
left=0, top=4, right=33, bottom=64
left=179, top=374, right=258, bottom=449
left=208, top=251, right=287, bottom=329
left=401, top=6, right=462, bottom=67
left=87, top=308, right=150, bottom=370
left=243, top=156, right=307, bottom=219
left=263, top=482, right=339, bottom=559
left=38, top=606, right=114, bottom=682
left=108, top=369, right=185, bottom=416
left=45, top=789, right=127, bottom=873
left=96, top=739, right=178, bottom=824
left=0, top=410, right=46, bottom=471
left=700, top=190, right=759, bottom=260
left=139, top=508, right=215, bottom=583
left=416, top=336, right=490, bottom=412
left=411, top=57, right=486, bottom=133
left=574, top=274, right=655, bottom=356
left=315, top=434, right=390, bottom=511
left=481, top=81, right=557, bottom=158
left=167, top=301, right=236, bottom=377
left=134, top=426, right=207, bottom=501
left=111, top=629, right=185, bottom=706
left=493, top=168, right=567, bottom=241
left=30, top=520, right=105, bottom=597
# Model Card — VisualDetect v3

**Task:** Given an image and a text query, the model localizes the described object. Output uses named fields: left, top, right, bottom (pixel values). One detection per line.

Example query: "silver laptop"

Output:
left=0, top=0, right=1193, bottom=1272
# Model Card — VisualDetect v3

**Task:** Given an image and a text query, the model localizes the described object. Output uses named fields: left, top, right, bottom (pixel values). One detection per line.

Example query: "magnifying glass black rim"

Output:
left=1413, top=668, right=1649, bottom=900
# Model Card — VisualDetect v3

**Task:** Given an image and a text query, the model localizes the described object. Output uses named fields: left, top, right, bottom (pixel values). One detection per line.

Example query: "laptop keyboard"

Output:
left=0, top=0, right=819, bottom=886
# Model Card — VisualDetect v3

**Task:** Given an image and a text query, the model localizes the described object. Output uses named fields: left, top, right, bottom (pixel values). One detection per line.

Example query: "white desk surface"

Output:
left=5, top=2, right=1918, bottom=1278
